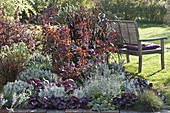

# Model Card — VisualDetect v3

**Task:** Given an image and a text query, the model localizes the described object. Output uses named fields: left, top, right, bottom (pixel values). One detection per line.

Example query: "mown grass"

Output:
left=121, top=23, right=170, bottom=104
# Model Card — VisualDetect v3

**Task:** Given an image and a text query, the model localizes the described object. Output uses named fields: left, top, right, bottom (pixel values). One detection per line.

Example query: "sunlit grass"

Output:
left=120, top=23, right=170, bottom=103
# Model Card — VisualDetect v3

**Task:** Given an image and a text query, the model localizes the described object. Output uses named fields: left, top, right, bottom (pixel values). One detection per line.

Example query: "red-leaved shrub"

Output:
left=40, top=5, right=118, bottom=80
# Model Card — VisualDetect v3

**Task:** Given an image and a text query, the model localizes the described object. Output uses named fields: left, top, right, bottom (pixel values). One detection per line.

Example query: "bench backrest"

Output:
left=108, top=20, right=140, bottom=45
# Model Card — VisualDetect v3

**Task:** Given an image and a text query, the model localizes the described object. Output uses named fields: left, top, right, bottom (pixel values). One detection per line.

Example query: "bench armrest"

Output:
left=139, top=37, right=167, bottom=42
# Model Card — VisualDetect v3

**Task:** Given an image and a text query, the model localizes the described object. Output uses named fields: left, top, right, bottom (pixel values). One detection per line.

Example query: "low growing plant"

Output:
left=27, top=79, right=90, bottom=109
left=83, top=62, right=122, bottom=97
left=0, top=94, right=8, bottom=109
left=122, top=75, right=153, bottom=94
left=83, top=72, right=121, bottom=97
left=17, top=68, right=58, bottom=82
left=28, top=96, right=90, bottom=109
left=88, top=92, right=115, bottom=111
left=133, top=90, right=163, bottom=112
left=112, top=92, right=138, bottom=109
left=6, top=92, right=29, bottom=112
left=81, top=62, right=122, bottom=111
left=38, top=83, right=65, bottom=98
left=3, top=80, right=34, bottom=108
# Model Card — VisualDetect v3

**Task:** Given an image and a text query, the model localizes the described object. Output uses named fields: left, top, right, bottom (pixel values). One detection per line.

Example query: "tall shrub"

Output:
left=40, top=5, right=118, bottom=80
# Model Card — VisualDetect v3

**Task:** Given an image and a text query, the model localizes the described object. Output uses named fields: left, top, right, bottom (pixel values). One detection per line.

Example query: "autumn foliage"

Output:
left=40, top=6, right=118, bottom=80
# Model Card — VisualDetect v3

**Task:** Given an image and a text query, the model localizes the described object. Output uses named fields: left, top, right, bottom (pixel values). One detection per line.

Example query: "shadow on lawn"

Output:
left=146, top=70, right=162, bottom=77
left=125, top=70, right=162, bottom=80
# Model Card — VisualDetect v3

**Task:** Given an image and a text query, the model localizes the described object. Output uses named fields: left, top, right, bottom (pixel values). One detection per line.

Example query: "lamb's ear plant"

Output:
left=72, top=86, right=86, bottom=99
left=133, top=90, right=163, bottom=112
left=38, top=83, right=65, bottom=98
left=3, top=80, right=34, bottom=108
left=17, top=68, right=58, bottom=82
left=6, top=92, right=29, bottom=113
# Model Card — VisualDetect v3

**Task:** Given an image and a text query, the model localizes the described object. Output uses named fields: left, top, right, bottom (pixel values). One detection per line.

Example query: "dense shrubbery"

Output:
left=0, top=2, right=165, bottom=112
left=40, top=5, right=117, bottom=80
left=101, top=0, right=167, bottom=24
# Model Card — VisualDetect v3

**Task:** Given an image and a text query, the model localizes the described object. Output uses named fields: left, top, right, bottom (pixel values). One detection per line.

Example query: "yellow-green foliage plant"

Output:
left=134, top=90, right=163, bottom=112
left=0, top=42, right=30, bottom=84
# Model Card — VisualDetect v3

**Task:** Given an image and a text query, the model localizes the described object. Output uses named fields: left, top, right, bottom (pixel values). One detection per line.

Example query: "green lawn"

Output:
left=121, top=23, right=170, bottom=103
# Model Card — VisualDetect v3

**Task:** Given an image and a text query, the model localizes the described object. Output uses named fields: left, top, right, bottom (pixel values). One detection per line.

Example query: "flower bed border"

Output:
left=0, top=109, right=119, bottom=113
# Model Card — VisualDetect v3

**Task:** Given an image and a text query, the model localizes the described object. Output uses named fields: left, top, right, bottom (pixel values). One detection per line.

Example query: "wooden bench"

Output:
left=108, top=20, right=167, bottom=73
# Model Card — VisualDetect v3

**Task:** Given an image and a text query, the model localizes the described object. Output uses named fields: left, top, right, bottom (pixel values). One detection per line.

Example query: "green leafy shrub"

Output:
left=101, top=0, right=166, bottom=23
left=0, top=42, right=30, bottom=84
left=133, top=90, right=163, bottom=112
left=26, top=52, right=52, bottom=70
left=0, top=0, right=36, bottom=18
left=17, top=68, right=58, bottom=82
left=3, top=80, right=34, bottom=108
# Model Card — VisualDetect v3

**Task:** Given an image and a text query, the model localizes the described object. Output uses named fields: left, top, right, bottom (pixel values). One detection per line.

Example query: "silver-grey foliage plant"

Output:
left=3, top=80, right=34, bottom=108
left=83, top=62, right=123, bottom=97
left=38, top=82, right=65, bottom=98
left=26, top=52, right=52, bottom=70
left=17, top=68, right=58, bottom=82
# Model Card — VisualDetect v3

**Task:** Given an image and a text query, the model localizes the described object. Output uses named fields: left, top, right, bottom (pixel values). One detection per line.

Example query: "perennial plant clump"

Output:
left=26, top=79, right=90, bottom=109
left=3, top=80, right=34, bottom=108
left=0, top=42, right=30, bottom=84
left=26, top=52, right=52, bottom=70
left=123, top=75, right=153, bottom=93
left=133, top=90, right=163, bottom=112
left=82, top=62, right=122, bottom=111
left=17, top=68, right=58, bottom=82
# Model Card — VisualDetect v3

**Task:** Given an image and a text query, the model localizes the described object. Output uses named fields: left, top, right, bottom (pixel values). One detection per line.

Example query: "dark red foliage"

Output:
left=57, top=79, right=78, bottom=93
left=27, top=96, right=91, bottom=109
left=112, top=93, right=138, bottom=109
left=40, top=5, right=118, bottom=80
left=38, top=6, right=58, bottom=25
left=0, top=10, right=36, bottom=49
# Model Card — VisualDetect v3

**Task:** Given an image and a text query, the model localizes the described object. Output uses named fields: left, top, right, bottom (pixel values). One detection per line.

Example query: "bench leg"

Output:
left=138, top=55, right=142, bottom=73
left=161, top=52, right=165, bottom=69
left=126, top=54, right=130, bottom=63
